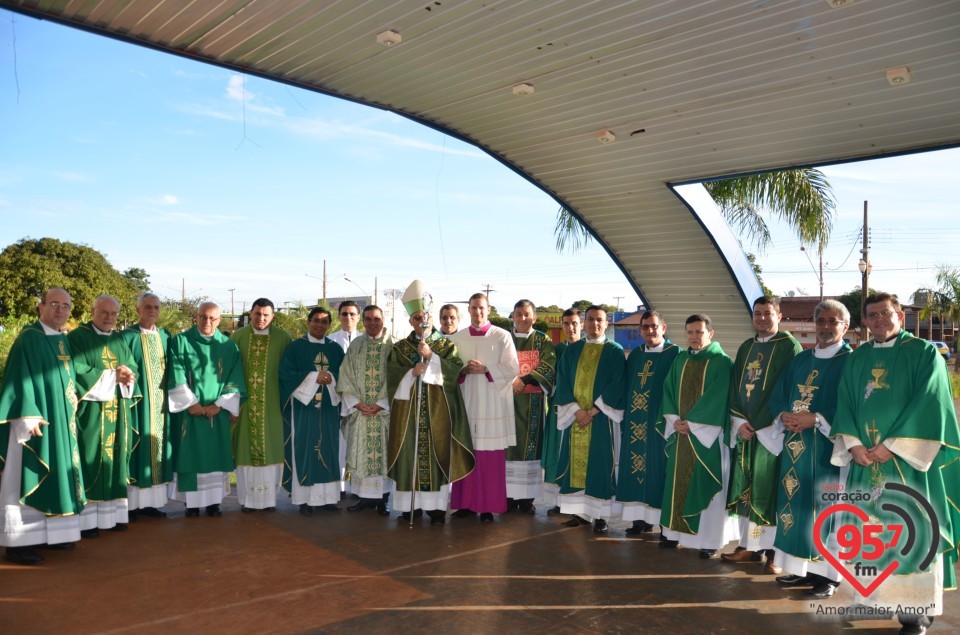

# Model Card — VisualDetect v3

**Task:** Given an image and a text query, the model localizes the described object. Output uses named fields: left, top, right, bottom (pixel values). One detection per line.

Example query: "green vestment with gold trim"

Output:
left=386, top=329, right=474, bottom=493
left=168, top=327, right=246, bottom=491
left=120, top=325, right=173, bottom=487
left=617, top=340, right=680, bottom=506
left=231, top=325, right=292, bottom=468
left=541, top=341, right=570, bottom=484
left=508, top=330, right=556, bottom=462
left=832, top=330, right=960, bottom=590
left=553, top=339, right=626, bottom=500
left=727, top=331, right=802, bottom=526
left=279, top=336, right=344, bottom=489
left=68, top=323, right=140, bottom=503
left=770, top=345, right=850, bottom=560
left=0, top=322, right=85, bottom=515
left=658, top=341, right=732, bottom=535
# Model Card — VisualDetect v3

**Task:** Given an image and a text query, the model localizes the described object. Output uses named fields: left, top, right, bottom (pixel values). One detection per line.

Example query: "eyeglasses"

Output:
left=44, top=301, right=71, bottom=310
left=815, top=318, right=845, bottom=326
left=865, top=309, right=897, bottom=321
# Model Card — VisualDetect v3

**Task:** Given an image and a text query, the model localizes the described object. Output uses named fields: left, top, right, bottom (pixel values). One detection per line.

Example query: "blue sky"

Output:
left=2, top=10, right=958, bottom=322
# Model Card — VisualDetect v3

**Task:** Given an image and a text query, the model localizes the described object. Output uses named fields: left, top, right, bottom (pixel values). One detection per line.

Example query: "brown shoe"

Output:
left=720, top=549, right=761, bottom=562
left=764, top=557, right=783, bottom=575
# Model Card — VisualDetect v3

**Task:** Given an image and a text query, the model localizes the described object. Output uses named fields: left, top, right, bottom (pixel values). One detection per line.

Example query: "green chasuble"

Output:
left=120, top=325, right=173, bottom=487
left=68, top=323, right=140, bottom=503
left=386, top=329, right=474, bottom=493
left=553, top=339, right=626, bottom=500
left=507, top=330, right=556, bottom=462
left=279, top=336, right=344, bottom=489
left=0, top=322, right=84, bottom=515
left=727, top=331, right=802, bottom=526
left=658, top=341, right=732, bottom=535
left=339, top=333, right=393, bottom=482
left=168, top=327, right=246, bottom=491
left=832, top=330, right=960, bottom=590
left=231, top=325, right=292, bottom=467
left=770, top=344, right=850, bottom=560
left=542, top=340, right=571, bottom=484
left=617, top=339, right=680, bottom=507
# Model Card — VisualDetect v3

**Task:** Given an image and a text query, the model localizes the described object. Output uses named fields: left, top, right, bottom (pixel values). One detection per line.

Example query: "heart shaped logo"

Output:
left=813, top=503, right=899, bottom=597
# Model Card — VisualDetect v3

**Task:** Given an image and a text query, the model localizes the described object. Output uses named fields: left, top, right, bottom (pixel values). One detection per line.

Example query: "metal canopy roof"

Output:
left=5, top=0, right=960, bottom=346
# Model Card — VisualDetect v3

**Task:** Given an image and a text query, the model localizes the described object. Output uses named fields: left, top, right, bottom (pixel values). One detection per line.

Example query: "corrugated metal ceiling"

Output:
left=4, top=0, right=959, bottom=346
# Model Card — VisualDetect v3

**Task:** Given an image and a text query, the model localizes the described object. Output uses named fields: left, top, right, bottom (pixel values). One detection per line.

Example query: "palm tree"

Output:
left=554, top=168, right=836, bottom=255
left=913, top=266, right=960, bottom=343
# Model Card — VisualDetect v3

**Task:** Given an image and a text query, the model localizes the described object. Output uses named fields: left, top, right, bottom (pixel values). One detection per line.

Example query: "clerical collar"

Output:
left=813, top=340, right=844, bottom=359
left=585, top=335, right=605, bottom=344
left=139, top=324, right=158, bottom=333
left=253, top=326, right=269, bottom=335
left=92, top=324, right=113, bottom=336
left=364, top=331, right=386, bottom=342
left=307, top=334, right=326, bottom=344
left=755, top=332, right=777, bottom=343
left=645, top=341, right=665, bottom=352
left=873, top=331, right=901, bottom=347
left=513, top=329, right=531, bottom=339
left=469, top=322, right=492, bottom=336
left=39, top=321, right=62, bottom=335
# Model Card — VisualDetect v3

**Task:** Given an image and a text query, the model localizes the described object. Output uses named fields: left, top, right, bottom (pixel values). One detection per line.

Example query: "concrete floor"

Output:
left=1, top=493, right=955, bottom=635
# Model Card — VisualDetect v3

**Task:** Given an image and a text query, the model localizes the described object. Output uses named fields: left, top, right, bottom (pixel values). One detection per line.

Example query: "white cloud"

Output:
left=53, top=172, right=91, bottom=183
left=226, top=74, right=285, bottom=117
left=160, top=194, right=179, bottom=205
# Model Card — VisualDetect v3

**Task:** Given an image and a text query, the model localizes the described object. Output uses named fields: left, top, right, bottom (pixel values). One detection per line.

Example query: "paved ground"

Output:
left=1, top=492, right=955, bottom=634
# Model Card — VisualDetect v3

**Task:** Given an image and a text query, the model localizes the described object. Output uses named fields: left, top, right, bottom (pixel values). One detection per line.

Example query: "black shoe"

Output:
left=562, top=516, right=583, bottom=527
left=625, top=520, right=654, bottom=535
left=128, top=510, right=138, bottom=522
left=593, top=519, right=609, bottom=534
left=699, top=549, right=717, bottom=559
left=376, top=494, right=390, bottom=515
left=480, top=513, right=494, bottom=523
left=241, top=505, right=254, bottom=513
left=898, top=615, right=933, bottom=635
left=518, top=499, right=536, bottom=514
left=505, top=498, right=519, bottom=512
left=808, top=583, right=838, bottom=599
left=4, top=546, right=44, bottom=565
left=776, top=574, right=812, bottom=586
left=80, top=528, right=100, bottom=539
left=109, top=523, right=128, bottom=532
left=347, top=498, right=376, bottom=512
left=453, top=508, right=474, bottom=518
left=299, top=504, right=313, bottom=516
left=399, top=512, right=414, bottom=522
left=185, top=507, right=200, bottom=518
left=320, top=503, right=340, bottom=512
left=546, top=505, right=562, bottom=516
left=139, top=507, right=167, bottom=518
left=205, top=504, right=222, bottom=517
left=39, top=542, right=75, bottom=551
left=428, top=510, right=446, bottom=525
left=659, top=537, right=679, bottom=549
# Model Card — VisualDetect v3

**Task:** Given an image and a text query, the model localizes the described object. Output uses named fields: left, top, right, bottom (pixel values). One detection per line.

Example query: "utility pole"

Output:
left=613, top=296, right=624, bottom=312
left=482, top=284, right=495, bottom=300
left=374, top=277, right=378, bottom=305
left=228, top=288, right=236, bottom=329
left=858, top=201, right=871, bottom=344
left=383, top=288, right=404, bottom=338
left=323, top=259, right=327, bottom=306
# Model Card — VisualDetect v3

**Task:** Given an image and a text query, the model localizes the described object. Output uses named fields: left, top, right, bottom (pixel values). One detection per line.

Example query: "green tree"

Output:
left=912, top=266, right=960, bottom=342
left=838, top=286, right=878, bottom=330
left=157, top=295, right=209, bottom=336
left=0, top=237, right=141, bottom=323
left=123, top=267, right=151, bottom=293
left=273, top=303, right=311, bottom=339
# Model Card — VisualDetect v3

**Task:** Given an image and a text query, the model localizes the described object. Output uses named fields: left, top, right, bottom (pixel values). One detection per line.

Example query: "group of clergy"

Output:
left=1, top=283, right=956, bottom=634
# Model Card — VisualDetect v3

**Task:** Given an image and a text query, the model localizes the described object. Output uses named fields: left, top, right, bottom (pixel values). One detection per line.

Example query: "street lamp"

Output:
left=343, top=275, right=373, bottom=306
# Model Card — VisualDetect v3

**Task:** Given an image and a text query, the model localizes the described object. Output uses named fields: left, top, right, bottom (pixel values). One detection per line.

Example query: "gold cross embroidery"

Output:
left=637, top=359, right=654, bottom=388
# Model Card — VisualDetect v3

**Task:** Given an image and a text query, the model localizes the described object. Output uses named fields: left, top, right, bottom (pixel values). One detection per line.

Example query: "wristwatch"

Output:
left=814, top=414, right=822, bottom=428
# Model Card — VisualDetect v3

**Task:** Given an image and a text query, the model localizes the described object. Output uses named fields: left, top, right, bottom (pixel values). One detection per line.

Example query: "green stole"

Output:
left=231, top=325, right=292, bottom=467
left=120, top=325, right=173, bottom=487
left=541, top=340, right=571, bottom=484
left=770, top=345, right=850, bottom=559
left=832, top=331, right=960, bottom=586
left=617, top=340, right=680, bottom=506
left=0, top=322, right=85, bottom=515
left=658, top=341, right=732, bottom=534
left=68, top=323, right=141, bottom=502
left=385, top=329, right=474, bottom=491
left=507, top=330, right=556, bottom=462
left=727, top=331, right=802, bottom=525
